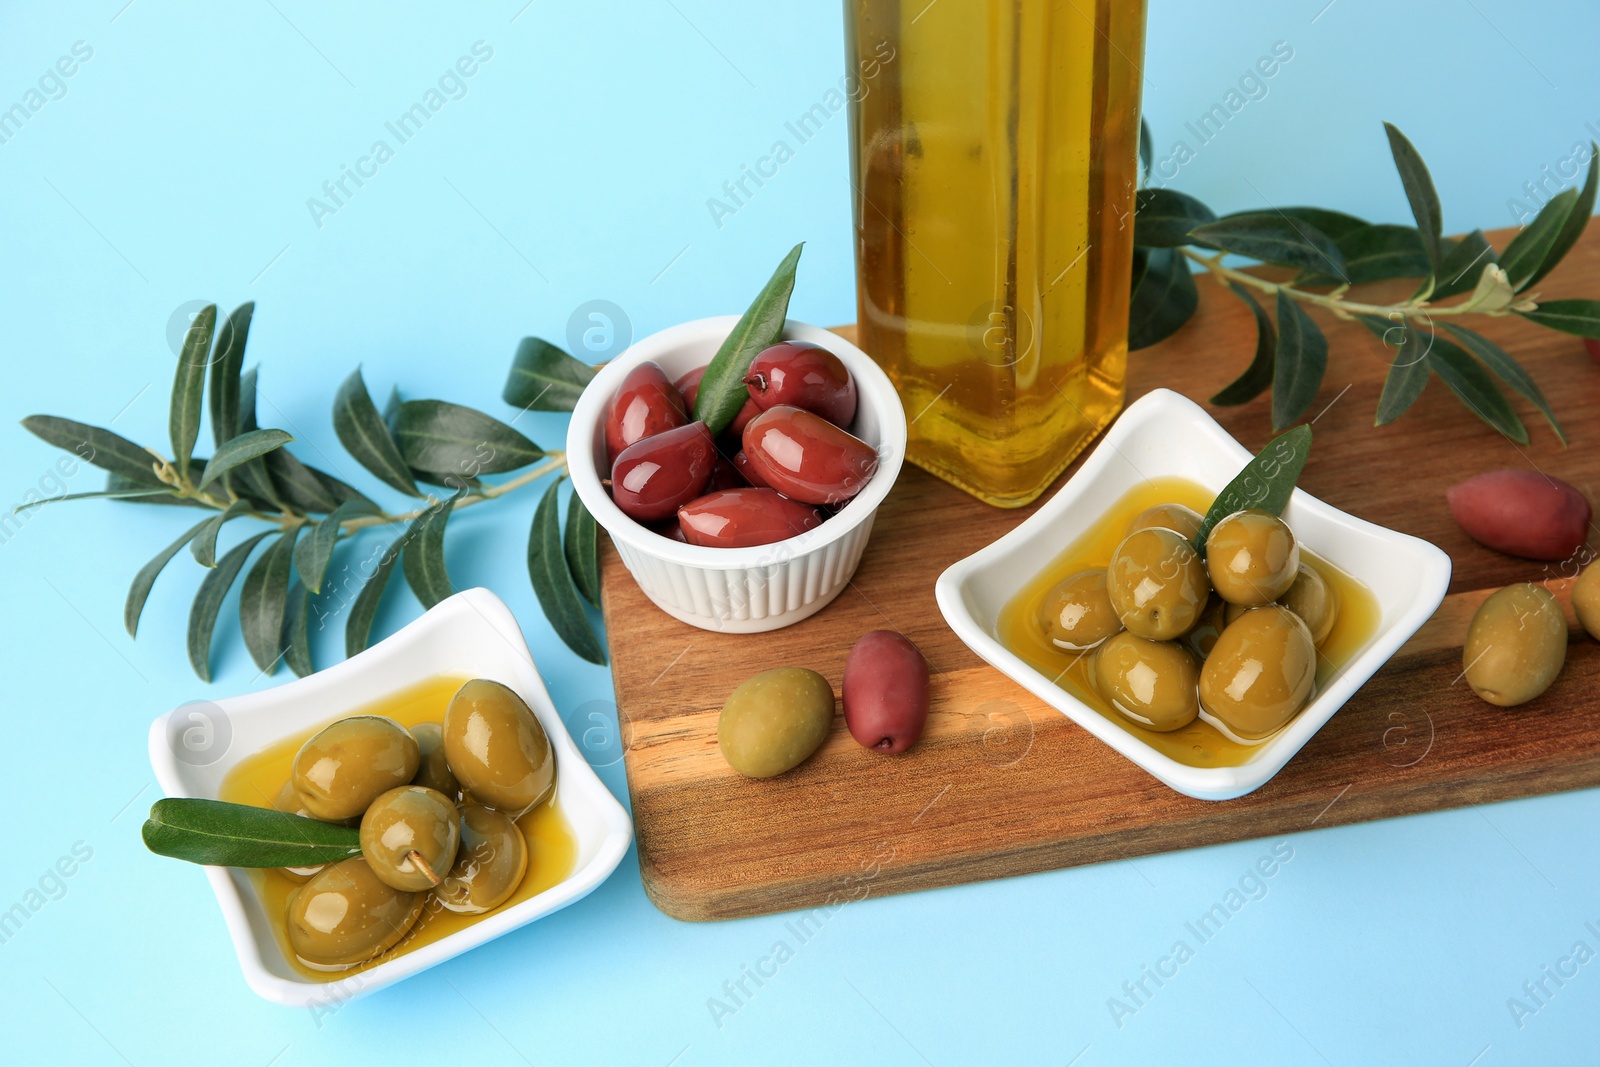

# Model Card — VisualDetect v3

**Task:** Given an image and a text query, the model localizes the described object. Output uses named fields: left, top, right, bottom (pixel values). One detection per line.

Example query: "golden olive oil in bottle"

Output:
left=845, top=0, right=1148, bottom=507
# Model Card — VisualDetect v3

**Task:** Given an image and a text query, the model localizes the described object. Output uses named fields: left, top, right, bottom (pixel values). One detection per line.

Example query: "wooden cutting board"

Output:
left=600, top=226, right=1600, bottom=922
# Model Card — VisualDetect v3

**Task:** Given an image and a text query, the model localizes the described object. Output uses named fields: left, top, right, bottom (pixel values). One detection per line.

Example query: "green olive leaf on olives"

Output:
left=693, top=243, right=804, bottom=436
left=141, top=798, right=362, bottom=868
left=1192, top=424, right=1312, bottom=556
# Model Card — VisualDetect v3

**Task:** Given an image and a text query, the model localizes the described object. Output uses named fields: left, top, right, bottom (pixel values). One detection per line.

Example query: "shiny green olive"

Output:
left=1463, top=583, right=1567, bottom=707
left=1279, top=561, right=1338, bottom=645
left=291, top=716, right=419, bottom=822
left=443, top=680, right=556, bottom=817
left=1199, top=605, right=1316, bottom=740
left=1574, top=562, right=1600, bottom=642
left=358, top=786, right=461, bottom=892
left=1107, top=527, right=1211, bottom=640
left=1037, top=569, right=1121, bottom=651
left=436, top=805, right=528, bottom=915
left=718, top=667, right=835, bottom=778
left=1093, top=632, right=1200, bottom=732
left=1127, top=502, right=1204, bottom=541
left=286, top=857, right=424, bottom=969
left=1183, top=597, right=1227, bottom=660
left=410, top=722, right=459, bottom=798
left=1205, top=510, right=1299, bottom=607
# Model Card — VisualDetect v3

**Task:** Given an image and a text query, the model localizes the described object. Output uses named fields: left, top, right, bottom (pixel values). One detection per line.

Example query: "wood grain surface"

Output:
left=599, top=226, right=1600, bottom=922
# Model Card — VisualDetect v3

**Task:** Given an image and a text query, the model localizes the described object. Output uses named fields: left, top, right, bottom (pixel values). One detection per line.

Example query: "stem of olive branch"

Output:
left=1177, top=246, right=1515, bottom=319
left=159, top=451, right=569, bottom=531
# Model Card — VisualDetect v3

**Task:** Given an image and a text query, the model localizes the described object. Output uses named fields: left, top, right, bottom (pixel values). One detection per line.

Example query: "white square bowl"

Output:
left=934, top=388, right=1452, bottom=801
left=146, top=587, right=633, bottom=1007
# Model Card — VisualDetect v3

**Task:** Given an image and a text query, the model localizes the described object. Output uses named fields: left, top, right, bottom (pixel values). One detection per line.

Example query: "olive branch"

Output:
left=1129, top=121, right=1600, bottom=441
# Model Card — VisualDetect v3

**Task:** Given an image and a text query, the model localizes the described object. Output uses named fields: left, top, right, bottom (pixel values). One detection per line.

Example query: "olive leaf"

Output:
left=1359, top=315, right=1432, bottom=427
left=1132, top=188, right=1216, bottom=248
left=283, top=582, right=314, bottom=678
left=197, top=428, right=293, bottom=490
left=170, top=304, right=217, bottom=482
left=564, top=490, right=600, bottom=607
left=401, top=489, right=464, bottom=610
left=1304, top=225, right=1428, bottom=286
left=1188, top=214, right=1345, bottom=277
left=529, top=479, right=605, bottom=664
left=1442, top=323, right=1565, bottom=443
left=1193, top=425, right=1313, bottom=555
left=188, top=531, right=271, bottom=682
left=1210, top=283, right=1276, bottom=406
left=346, top=537, right=403, bottom=658
left=1268, top=207, right=1370, bottom=242
left=1520, top=144, right=1597, bottom=290
left=1516, top=298, right=1600, bottom=339
left=142, top=798, right=361, bottom=868
left=1127, top=247, right=1197, bottom=350
left=295, top=500, right=362, bottom=595
left=1271, top=291, right=1329, bottom=430
left=1139, top=118, right=1153, bottom=179
left=191, top=500, right=250, bottom=567
left=1430, top=231, right=1498, bottom=301
left=333, top=368, right=419, bottom=497
left=1383, top=122, right=1444, bottom=274
left=695, top=243, right=803, bottom=435
left=125, top=517, right=211, bottom=638
left=1498, top=186, right=1580, bottom=290
left=20, top=416, right=165, bottom=487
left=240, top=526, right=301, bottom=673
left=390, top=400, right=543, bottom=477
left=10, top=487, right=171, bottom=511
left=502, top=338, right=598, bottom=413
left=1426, top=337, right=1529, bottom=444
left=209, top=302, right=255, bottom=446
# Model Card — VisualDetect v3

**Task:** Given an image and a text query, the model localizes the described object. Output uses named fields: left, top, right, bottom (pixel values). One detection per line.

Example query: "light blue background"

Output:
left=2, top=1, right=1597, bottom=1064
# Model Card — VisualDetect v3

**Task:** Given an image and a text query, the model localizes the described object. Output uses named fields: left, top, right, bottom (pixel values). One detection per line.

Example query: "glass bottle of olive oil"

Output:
left=844, top=0, right=1148, bottom=507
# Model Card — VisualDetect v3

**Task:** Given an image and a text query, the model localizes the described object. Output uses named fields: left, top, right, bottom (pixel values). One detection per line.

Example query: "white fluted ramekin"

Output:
left=567, top=316, right=905, bottom=633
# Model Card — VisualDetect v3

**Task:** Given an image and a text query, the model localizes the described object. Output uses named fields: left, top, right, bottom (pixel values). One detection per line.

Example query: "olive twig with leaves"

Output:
left=1131, top=121, right=1600, bottom=441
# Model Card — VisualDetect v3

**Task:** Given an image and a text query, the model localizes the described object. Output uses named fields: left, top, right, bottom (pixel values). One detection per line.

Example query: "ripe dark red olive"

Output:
left=607, top=361, right=686, bottom=460
left=741, top=405, right=878, bottom=506
left=732, top=450, right=768, bottom=489
left=843, top=630, right=930, bottom=754
left=676, top=364, right=759, bottom=435
left=677, top=488, right=823, bottom=548
left=745, top=341, right=857, bottom=427
left=610, top=422, right=715, bottom=521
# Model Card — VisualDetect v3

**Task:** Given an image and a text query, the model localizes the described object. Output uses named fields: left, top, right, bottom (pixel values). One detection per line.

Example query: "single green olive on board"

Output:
left=1199, top=605, right=1317, bottom=740
left=1093, top=632, right=1201, bottom=732
left=291, top=716, right=420, bottom=822
left=443, top=680, right=556, bottom=817
left=1107, top=527, right=1211, bottom=640
left=1463, top=583, right=1568, bottom=707
left=1126, top=502, right=1204, bottom=541
left=1205, top=510, right=1300, bottom=607
left=286, top=857, right=424, bottom=969
left=435, top=805, right=529, bottom=915
left=1574, top=561, right=1600, bottom=642
left=1037, top=569, right=1122, bottom=651
left=358, top=786, right=462, bottom=892
left=717, top=667, right=835, bottom=778
left=1279, top=561, right=1339, bottom=645
left=410, top=722, right=459, bottom=798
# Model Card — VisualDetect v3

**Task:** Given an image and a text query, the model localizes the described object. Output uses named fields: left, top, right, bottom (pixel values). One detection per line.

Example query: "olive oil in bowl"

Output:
left=997, top=477, right=1380, bottom=768
left=219, top=674, right=577, bottom=982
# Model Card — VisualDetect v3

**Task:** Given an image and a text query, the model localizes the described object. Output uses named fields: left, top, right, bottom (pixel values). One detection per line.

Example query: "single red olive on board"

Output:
left=676, top=488, right=824, bottom=548
left=732, top=450, right=769, bottom=489
left=741, top=405, right=878, bottom=506
left=606, top=361, right=686, bottom=461
left=676, top=364, right=760, bottom=435
left=610, top=421, right=716, bottom=521
left=842, top=630, right=930, bottom=754
left=1446, top=469, right=1591, bottom=561
left=745, top=341, right=858, bottom=427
